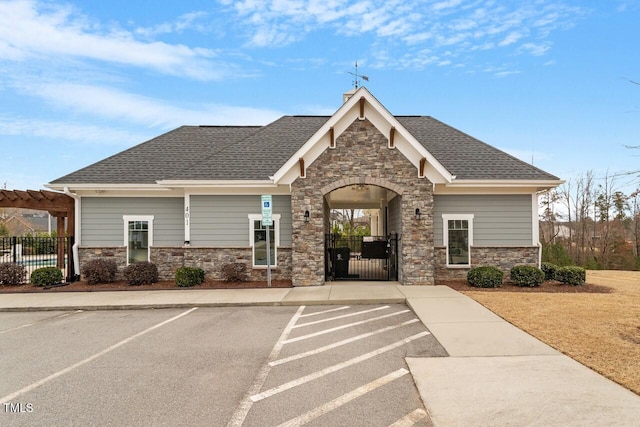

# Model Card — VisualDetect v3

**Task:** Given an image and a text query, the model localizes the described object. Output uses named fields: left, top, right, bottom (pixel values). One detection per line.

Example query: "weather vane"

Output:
left=348, top=61, right=369, bottom=89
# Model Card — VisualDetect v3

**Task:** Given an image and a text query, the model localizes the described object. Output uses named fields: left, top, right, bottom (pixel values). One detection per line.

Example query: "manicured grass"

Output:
left=460, top=270, right=640, bottom=395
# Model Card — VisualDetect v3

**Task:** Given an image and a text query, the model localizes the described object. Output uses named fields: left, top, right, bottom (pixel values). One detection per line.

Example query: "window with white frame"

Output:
left=248, top=214, right=280, bottom=268
left=442, top=214, right=474, bottom=267
left=123, top=215, right=154, bottom=264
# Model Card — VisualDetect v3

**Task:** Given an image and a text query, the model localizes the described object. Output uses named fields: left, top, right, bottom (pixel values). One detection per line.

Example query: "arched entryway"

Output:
left=322, top=182, right=401, bottom=281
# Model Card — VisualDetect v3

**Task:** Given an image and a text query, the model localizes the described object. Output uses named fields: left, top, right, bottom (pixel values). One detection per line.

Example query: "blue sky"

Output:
left=0, top=0, right=638, bottom=194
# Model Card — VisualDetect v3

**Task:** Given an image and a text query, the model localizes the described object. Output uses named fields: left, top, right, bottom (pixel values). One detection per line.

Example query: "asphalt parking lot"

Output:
left=0, top=305, right=447, bottom=426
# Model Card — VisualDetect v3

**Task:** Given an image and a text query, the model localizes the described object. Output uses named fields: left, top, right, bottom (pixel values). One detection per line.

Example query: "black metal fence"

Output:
left=0, top=236, right=75, bottom=282
left=325, top=234, right=398, bottom=281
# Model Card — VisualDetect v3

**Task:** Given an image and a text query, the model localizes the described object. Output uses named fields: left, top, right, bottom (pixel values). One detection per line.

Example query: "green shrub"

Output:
left=82, top=259, right=118, bottom=285
left=556, top=266, right=586, bottom=286
left=0, top=262, right=27, bottom=286
left=510, top=265, right=544, bottom=287
left=123, top=262, right=158, bottom=285
left=221, top=263, right=247, bottom=282
left=30, top=267, right=63, bottom=287
left=467, top=266, right=503, bottom=288
left=541, top=262, right=559, bottom=281
left=175, top=267, right=205, bottom=287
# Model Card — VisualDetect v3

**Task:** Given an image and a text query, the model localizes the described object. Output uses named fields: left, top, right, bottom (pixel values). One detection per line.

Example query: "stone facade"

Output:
left=291, top=118, right=435, bottom=286
left=78, top=246, right=292, bottom=282
left=434, top=246, right=539, bottom=280
left=78, top=247, right=127, bottom=279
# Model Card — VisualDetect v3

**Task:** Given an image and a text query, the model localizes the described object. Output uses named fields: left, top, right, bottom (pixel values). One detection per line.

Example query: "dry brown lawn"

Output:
left=460, top=270, right=640, bottom=395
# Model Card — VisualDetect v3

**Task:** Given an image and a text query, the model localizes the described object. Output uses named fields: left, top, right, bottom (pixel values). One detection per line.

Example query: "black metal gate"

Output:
left=0, top=236, right=75, bottom=282
left=325, top=234, right=398, bottom=281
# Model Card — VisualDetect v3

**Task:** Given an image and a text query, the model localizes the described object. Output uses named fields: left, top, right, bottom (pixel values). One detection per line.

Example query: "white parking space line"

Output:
left=0, top=308, right=198, bottom=403
left=283, top=310, right=410, bottom=344
left=226, top=305, right=306, bottom=427
left=270, top=319, right=421, bottom=367
left=299, top=306, right=350, bottom=318
left=0, top=310, right=83, bottom=335
left=277, top=368, right=410, bottom=427
left=294, top=306, right=390, bottom=328
left=389, top=408, right=429, bottom=427
left=251, top=331, right=429, bottom=402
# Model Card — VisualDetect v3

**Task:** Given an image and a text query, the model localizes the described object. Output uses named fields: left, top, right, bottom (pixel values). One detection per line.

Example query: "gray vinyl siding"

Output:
left=433, top=195, right=532, bottom=246
left=190, top=195, right=292, bottom=247
left=81, top=197, right=184, bottom=246
left=388, top=195, right=401, bottom=235
left=323, top=197, right=331, bottom=233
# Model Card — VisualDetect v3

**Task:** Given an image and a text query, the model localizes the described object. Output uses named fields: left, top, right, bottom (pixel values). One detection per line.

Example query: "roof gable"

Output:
left=272, top=87, right=454, bottom=185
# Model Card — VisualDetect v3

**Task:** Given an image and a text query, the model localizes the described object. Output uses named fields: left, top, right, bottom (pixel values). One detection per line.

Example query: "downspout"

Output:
left=538, top=242, right=542, bottom=268
left=63, top=187, right=80, bottom=279
left=534, top=190, right=544, bottom=268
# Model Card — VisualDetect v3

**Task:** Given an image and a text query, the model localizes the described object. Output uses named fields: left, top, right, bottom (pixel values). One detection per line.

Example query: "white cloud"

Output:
left=432, top=0, right=464, bottom=12
left=18, top=81, right=284, bottom=128
left=518, top=42, right=551, bottom=56
left=499, top=31, right=525, bottom=47
left=0, top=0, right=228, bottom=80
left=135, top=11, right=210, bottom=38
left=494, top=70, right=521, bottom=78
left=218, top=0, right=586, bottom=70
left=0, top=115, right=145, bottom=145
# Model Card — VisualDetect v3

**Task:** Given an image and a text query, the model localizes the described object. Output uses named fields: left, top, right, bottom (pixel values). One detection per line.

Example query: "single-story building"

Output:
left=47, top=87, right=562, bottom=286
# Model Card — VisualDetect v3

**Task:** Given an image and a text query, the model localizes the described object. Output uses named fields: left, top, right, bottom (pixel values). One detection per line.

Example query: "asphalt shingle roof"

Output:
left=50, top=126, right=262, bottom=184
left=50, top=115, right=559, bottom=184
left=397, top=116, right=560, bottom=181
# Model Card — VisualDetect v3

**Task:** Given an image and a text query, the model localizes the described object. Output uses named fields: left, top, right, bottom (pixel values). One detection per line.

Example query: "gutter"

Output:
left=63, top=187, right=81, bottom=280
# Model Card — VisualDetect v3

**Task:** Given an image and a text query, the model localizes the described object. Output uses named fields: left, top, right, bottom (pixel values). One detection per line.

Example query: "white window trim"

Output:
left=442, top=214, right=474, bottom=268
left=248, top=214, right=281, bottom=269
left=123, top=215, right=154, bottom=265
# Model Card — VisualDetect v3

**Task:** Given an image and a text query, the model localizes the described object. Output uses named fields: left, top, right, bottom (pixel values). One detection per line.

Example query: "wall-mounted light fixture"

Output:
left=304, top=210, right=310, bottom=223
left=415, top=208, right=422, bottom=220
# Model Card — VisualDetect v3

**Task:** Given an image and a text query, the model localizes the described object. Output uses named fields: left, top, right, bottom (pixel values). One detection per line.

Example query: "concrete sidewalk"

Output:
left=2, top=283, right=639, bottom=426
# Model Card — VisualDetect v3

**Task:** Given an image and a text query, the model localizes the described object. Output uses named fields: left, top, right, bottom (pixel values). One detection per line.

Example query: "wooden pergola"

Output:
left=0, top=189, right=75, bottom=276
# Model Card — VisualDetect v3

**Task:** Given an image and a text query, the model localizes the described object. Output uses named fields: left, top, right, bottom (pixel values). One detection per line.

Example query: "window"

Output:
left=123, top=215, right=154, bottom=264
left=248, top=214, right=280, bottom=268
left=442, top=214, right=474, bottom=267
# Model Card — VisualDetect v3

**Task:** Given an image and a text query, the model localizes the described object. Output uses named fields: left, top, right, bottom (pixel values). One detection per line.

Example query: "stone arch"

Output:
left=320, top=177, right=405, bottom=198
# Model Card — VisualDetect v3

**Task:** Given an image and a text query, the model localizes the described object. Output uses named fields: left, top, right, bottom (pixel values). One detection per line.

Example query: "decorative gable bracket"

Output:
left=271, top=87, right=454, bottom=186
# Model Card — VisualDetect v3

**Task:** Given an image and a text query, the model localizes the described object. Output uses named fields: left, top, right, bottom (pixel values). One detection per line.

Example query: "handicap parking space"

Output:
left=235, top=304, right=447, bottom=427
left=1, top=304, right=447, bottom=426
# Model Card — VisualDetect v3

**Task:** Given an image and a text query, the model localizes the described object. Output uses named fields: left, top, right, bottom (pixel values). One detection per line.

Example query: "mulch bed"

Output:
left=0, top=280, right=293, bottom=293
left=442, top=279, right=613, bottom=294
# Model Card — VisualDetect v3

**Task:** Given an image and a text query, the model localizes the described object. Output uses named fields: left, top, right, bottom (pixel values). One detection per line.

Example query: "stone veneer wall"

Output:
left=291, top=118, right=434, bottom=286
left=434, top=246, right=539, bottom=280
left=79, top=247, right=128, bottom=279
left=78, top=246, right=292, bottom=282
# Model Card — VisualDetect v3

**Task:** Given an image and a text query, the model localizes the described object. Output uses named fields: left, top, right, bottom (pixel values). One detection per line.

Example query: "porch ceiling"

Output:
left=325, top=185, right=397, bottom=209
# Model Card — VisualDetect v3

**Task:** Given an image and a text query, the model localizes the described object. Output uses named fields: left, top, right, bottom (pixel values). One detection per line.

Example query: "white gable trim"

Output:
left=272, top=87, right=454, bottom=185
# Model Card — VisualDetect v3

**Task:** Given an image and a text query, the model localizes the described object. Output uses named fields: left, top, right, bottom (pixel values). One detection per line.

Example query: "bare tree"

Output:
left=540, top=190, right=561, bottom=244
left=559, top=179, right=574, bottom=258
